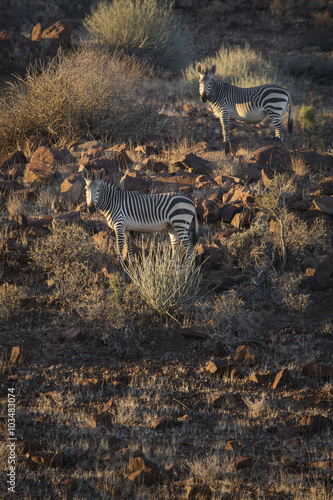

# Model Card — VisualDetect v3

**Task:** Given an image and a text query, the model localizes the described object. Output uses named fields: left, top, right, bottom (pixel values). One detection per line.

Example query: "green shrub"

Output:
left=0, top=46, right=160, bottom=152
left=83, top=0, right=193, bottom=72
left=299, top=105, right=316, bottom=132
left=125, top=239, right=201, bottom=320
left=183, top=43, right=290, bottom=96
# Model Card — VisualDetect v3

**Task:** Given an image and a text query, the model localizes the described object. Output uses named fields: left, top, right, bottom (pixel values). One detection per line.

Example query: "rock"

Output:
left=70, top=140, right=104, bottom=159
left=25, top=451, right=63, bottom=470
left=140, top=158, right=168, bottom=173
left=41, top=21, right=72, bottom=46
left=60, top=174, right=84, bottom=205
left=234, top=345, right=256, bottom=366
left=272, top=368, right=294, bottom=390
left=127, top=467, right=163, bottom=486
left=78, top=378, right=102, bottom=393
left=222, top=184, right=254, bottom=204
left=151, top=173, right=194, bottom=192
left=206, top=357, right=236, bottom=375
left=181, top=326, right=209, bottom=339
left=299, top=414, right=332, bottom=434
left=170, top=153, right=212, bottom=176
left=224, top=440, right=241, bottom=453
left=186, top=484, right=212, bottom=499
left=24, top=161, right=57, bottom=184
left=230, top=207, right=256, bottom=229
left=119, top=170, right=151, bottom=192
left=211, top=392, right=242, bottom=408
left=302, top=254, right=333, bottom=290
left=9, top=214, right=29, bottom=230
left=10, top=346, right=22, bottom=364
left=302, top=362, right=333, bottom=379
left=249, top=371, right=275, bottom=385
left=151, top=416, right=178, bottom=430
left=201, top=199, right=221, bottom=223
left=63, top=327, right=83, bottom=342
left=234, top=456, right=253, bottom=469
left=129, top=456, right=159, bottom=473
left=104, top=145, right=133, bottom=169
left=220, top=205, right=243, bottom=223
left=310, top=195, right=333, bottom=215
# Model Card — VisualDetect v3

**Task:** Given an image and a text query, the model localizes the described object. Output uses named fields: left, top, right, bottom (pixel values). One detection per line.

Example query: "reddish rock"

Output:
left=120, top=170, right=151, bottom=192
left=249, top=371, right=275, bottom=385
left=310, top=195, right=333, bottom=215
left=129, top=456, right=159, bottom=473
left=10, top=346, right=22, bottom=364
left=41, top=21, right=72, bottom=46
left=170, top=153, right=212, bottom=176
left=127, top=467, right=163, bottom=486
left=151, top=416, right=177, bottom=430
left=272, top=368, right=294, bottom=390
left=222, top=184, right=254, bottom=204
left=206, top=357, right=236, bottom=375
left=234, top=345, right=256, bottom=366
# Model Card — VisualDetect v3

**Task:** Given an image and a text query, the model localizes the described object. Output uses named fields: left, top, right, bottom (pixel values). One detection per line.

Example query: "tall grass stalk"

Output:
left=123, top=239, right=201, bottom=321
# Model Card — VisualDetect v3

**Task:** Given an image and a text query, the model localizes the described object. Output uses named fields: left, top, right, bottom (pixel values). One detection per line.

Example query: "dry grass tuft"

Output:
left=83, top=0, right=193, bottom=72
left=0, top=46, right=160, bottom=152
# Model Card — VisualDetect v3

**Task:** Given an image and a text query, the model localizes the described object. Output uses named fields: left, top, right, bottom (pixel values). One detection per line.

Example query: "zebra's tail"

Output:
left=288, top=95, right=293, bottom=135
left=193, top=209, right=199, bottom=247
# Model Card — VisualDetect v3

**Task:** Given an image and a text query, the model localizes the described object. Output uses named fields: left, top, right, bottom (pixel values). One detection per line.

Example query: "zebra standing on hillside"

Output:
left=198, top=63, right=293, bottom=152
left=82, top=168, right=198, bottom=265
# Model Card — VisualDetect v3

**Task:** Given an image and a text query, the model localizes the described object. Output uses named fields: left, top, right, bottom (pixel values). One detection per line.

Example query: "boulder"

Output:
left=60, top=174, right=84, bottom=205
left=170, top=153, right=212, bottom=176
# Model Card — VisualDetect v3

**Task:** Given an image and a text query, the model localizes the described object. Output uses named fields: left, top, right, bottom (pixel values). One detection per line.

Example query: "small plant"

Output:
left=0, top=283, right=27, bottom=319
left=299, top=105, right=316, bottom=132
left=83, top=0, right=193, bottom=72
left=124, top=239, right=201, bottom=321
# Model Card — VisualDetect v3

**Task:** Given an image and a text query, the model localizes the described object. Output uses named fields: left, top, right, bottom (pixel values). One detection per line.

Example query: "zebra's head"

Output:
left=198, top=63, right=216, bottom=103
left=82, top=168, right=105, bottom=213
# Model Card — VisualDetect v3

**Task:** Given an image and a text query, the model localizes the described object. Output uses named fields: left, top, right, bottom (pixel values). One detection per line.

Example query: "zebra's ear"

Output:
left=97, top=169, right=105, bottom=181
left=82, top=167, right=90, bottom=181
left=211, top=64, right=216, bottom=74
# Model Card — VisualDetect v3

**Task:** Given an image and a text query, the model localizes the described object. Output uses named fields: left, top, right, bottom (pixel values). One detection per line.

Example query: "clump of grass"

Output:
left=183, top=43, right=290, bottom=96
left=83, top=0, right=193, bottom=72
left=299, top=105, right=316, bottom=132
left=124, top=239, right=201, bottom=321
left=0, top=283, right=28, bottom=319
left=0, top=46, right=160, bottom=152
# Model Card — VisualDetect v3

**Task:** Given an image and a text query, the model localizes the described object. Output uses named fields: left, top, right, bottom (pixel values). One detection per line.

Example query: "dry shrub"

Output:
left=83, top=0, right=193, bottom=72
left=125, top=239, right=202, bottom=320
left=183, top=43, right=290, bottom=95
left=0, top=46, right=160, bottom=152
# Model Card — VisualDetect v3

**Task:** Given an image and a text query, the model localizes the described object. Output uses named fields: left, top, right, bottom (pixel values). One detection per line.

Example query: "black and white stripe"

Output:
left=198, top=64, right=293, bottom=151
left=82, top=168, right=198, bottom=264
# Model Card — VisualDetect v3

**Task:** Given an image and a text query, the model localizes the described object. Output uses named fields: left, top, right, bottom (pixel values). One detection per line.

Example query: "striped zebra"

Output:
left=82, top=168, right=198, bottom=264
left=198, top=63, right=293, bottom=152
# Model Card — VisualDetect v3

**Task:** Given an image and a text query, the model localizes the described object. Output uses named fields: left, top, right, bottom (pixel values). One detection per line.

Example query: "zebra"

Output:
left=82, top=168, right=199, bottom=265
left=198, top=63, right=293, bottom=152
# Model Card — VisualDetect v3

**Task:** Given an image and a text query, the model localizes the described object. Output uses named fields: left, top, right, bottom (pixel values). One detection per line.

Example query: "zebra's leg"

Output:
left=114, top=223, right=126, bottom=265
left=220, top=110, right=231, bottom=153
left=266, top=111, right=284, bottom=142
left=169, top=226, right=193, bottom=262
left=125, top=231, right=134, bottom=265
